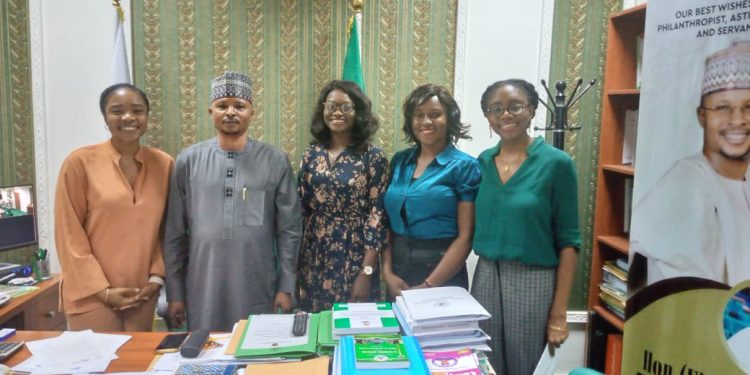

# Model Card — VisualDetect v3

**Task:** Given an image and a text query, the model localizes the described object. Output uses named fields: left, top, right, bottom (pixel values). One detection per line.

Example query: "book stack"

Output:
left=600, top=259, right=628, bottom=319
left=332, top=334, right=429, bottom=375
left=393, top=287, right=491, bottom=351
left=332, top=302, right=401, bottom=337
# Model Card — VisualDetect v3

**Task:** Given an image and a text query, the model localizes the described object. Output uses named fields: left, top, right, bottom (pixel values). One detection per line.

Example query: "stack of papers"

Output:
left=12, top=330, right=130, bottom=374
left=394, top=287, right=491, bottom=351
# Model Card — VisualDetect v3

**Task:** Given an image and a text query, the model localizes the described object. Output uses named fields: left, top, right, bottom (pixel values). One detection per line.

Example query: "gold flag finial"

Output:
left=351, top=0, right=363, bottom=13
left=112, top=0, right=125, bottom=22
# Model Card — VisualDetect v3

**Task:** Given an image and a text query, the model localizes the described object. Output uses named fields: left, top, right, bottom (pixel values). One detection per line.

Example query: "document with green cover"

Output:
left=317, top=310, right=338, bottom=354
left=332, top=302, right=400, bottom=336
left=234, top=313, right=320, bottom=358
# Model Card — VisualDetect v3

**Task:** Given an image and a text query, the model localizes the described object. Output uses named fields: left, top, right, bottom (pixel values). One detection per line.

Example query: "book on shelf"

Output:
left=600, top=283, right=626, bottom=305
left=603, top=260, right=628, bottom=281
left=332, top=302, right=400, bottom=336
left=603, top=271, right=627, bottom=295
left=353, top=333, right=410, bottom=370
left=599, top=292, right=626, bottom=319
left=615, top=257, right=629, bottom=272
left=622, top=109, right=639, bottom=166
left=635, top=33, right=644, bottom=89
left=423, top=348, right=482, bottom=375
left=623, top=177, right=634, bottom=233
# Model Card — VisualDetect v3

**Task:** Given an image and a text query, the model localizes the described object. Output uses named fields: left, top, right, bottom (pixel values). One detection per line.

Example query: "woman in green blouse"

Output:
left=471, top=79, right=580, bottom=374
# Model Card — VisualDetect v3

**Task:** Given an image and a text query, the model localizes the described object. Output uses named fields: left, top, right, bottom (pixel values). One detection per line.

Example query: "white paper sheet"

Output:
left=532, top=344, right=560, bottom=375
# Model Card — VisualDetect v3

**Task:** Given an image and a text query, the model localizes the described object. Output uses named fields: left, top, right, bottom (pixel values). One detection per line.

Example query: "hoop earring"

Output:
left=489, top=125, right=492, bottom=138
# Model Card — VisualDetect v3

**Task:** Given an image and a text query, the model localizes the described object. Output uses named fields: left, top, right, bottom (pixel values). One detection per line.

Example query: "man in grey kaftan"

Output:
left=163, top=71, right=302, bottom=331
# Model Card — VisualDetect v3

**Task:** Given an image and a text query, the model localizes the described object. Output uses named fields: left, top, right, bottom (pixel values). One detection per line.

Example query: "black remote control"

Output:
left=180, top=329, right=209, bottom=358
left=292, top=311, right=308, bottom=336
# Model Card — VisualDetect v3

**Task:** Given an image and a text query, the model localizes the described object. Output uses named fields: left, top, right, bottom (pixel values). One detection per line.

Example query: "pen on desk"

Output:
left=242, top=187, right=247, bottom=201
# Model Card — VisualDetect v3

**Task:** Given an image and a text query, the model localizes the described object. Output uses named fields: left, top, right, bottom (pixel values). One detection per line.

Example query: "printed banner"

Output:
left=626, top=0, right=750, bottom=373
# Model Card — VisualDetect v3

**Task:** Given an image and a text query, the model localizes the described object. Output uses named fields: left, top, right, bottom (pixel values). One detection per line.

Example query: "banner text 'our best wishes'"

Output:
left=656, top=0, right=750, bottom=38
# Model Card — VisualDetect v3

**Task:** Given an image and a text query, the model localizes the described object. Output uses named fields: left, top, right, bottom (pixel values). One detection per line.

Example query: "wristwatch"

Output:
left=361, top=265, right=374, bottom=276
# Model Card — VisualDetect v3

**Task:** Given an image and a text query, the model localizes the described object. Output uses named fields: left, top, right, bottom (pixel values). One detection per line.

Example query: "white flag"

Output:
left=111, top=5, right=131, bottom=84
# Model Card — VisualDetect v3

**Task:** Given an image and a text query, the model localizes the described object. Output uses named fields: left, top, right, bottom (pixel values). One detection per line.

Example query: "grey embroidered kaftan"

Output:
left=164, top=138, right=302, bottom=331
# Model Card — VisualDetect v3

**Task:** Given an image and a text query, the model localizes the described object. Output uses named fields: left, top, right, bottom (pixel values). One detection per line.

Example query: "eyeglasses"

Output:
left=323, top=101, right=355, bottom=114
left=484, top=104, right=529, bottom=117
left=702, top=104, right=750, bottom=119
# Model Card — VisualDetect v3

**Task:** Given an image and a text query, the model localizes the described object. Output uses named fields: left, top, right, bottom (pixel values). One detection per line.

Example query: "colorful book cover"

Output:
left=354, top=333, right=409, bottom=369
left=423, top=348, right=481, bottom=375
left=339, top=335, right=430, bottom=375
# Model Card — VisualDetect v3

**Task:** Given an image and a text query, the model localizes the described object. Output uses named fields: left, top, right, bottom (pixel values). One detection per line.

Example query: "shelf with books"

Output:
left=587, top=3, right=645, bottom=371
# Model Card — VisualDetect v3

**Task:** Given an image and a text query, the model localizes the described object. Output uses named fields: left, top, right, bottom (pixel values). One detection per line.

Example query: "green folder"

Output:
left=317, top=310, right=339, bottom=354
left=234, top=313, right=320, bottom=358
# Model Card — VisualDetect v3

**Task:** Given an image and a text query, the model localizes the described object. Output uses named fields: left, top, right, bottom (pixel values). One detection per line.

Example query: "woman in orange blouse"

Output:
left=55, top=83, right=173, bottom=331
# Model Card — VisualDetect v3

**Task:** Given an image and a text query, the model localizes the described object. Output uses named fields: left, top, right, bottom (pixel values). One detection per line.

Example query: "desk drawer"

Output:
left=24, top=288, right=65, bottom=330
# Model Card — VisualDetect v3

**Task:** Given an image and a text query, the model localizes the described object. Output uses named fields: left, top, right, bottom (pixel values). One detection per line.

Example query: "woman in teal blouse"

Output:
left=471, top=79, right=580, bottom=374
left=381, top=84, right=480, bottom=297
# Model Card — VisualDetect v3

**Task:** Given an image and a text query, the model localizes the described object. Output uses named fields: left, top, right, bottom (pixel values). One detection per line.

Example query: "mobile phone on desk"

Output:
left=155, top=332, right=189, bottom=354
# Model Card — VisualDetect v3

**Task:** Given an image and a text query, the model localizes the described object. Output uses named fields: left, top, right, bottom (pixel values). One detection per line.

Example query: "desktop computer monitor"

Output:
left=0, top=184, right=38, bottom=251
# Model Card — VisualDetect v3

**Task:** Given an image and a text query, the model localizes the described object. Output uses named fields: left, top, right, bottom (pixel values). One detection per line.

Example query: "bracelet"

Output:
left=423, top=279, right=433, bottom=288
left=148, top=275, right=165, bottom=287
left=104, top=288, right=110, bottom=304
left=547, top=324, right=567, bottom=332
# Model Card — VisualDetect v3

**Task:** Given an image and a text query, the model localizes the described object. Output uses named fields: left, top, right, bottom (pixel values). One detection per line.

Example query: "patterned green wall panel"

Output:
left=132, top=0, right=457, bottom=170
left=548, top=0, right=622, bottom=309
left=0, top=0, right=38, bottom=265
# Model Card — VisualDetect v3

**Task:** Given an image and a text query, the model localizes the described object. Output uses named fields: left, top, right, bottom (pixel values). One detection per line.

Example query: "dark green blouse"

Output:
left=472, top=137, right=581, bottom=267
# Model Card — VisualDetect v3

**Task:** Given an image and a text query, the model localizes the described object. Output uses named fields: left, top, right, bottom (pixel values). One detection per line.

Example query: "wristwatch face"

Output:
left=362, top=265, right=373, bottom=275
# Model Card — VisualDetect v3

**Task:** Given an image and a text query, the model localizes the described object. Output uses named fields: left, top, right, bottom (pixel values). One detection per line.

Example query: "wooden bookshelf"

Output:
left=586, top=3, right=646, bottom=371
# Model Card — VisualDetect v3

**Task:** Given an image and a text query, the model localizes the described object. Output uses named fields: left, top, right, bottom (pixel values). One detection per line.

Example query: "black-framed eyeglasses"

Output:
left=701, top=104, right=750, bottom=119
left=484, top=103, right=529, bottom=117
left=324, top=101, right=355, bottom=114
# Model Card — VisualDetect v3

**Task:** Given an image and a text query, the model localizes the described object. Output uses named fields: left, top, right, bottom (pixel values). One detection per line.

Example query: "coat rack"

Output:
left=535, top=79, right=597, bottom=150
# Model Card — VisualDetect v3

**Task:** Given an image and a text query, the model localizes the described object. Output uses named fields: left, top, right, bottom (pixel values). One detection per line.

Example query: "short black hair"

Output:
left=310, top=80, right=379, bottom=152
left=99, top=83, right=150, bottom=116
left=480, top=79, right=539, bottom=112
left=401, top=84, right=470, bottom=145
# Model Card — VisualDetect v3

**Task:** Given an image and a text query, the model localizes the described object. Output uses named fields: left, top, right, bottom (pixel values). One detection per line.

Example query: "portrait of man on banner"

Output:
left=631, top=40, right=750, bottom=287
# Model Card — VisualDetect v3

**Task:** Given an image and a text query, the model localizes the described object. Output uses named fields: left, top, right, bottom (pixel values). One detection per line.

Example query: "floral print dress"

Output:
left=297, top=143, right=389, bottom=312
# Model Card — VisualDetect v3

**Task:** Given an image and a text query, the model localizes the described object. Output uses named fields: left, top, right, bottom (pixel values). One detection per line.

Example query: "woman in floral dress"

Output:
left=297, top=80, right=389, bottom=312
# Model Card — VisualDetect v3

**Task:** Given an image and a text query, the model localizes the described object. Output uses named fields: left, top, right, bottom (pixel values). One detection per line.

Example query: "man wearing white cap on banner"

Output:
left=163, top=71, right=302, bottom=331
left=632, top=41, right=750, bottom=286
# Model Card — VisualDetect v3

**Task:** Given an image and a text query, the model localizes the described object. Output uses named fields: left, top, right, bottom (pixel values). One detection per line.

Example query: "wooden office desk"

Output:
left=3, top=331, right=331, bottom=373
left=4, top=331, right=168, bottom=371
left=0, top=275, right=65, bottom=330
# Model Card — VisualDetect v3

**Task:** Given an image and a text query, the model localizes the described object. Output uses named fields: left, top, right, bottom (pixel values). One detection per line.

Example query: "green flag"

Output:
left=342, top=15, right=365, bottom=92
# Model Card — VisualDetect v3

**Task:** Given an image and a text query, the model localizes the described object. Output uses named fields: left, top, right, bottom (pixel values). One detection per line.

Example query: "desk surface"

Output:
left=4, top=331, right=169, bottom=371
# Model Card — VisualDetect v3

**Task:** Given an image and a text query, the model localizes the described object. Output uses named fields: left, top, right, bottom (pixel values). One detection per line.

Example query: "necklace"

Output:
left=498, top=154, right=524, bottom=174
